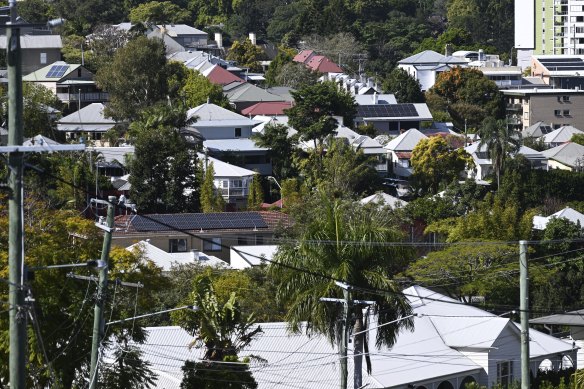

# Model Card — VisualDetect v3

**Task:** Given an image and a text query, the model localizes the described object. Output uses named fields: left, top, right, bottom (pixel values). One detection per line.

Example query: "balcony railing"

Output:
left=56, top=92, right=109, bottom=103
left=218, top=188, right=248, bottom=198
left=506, top=103, right=522, bottom=111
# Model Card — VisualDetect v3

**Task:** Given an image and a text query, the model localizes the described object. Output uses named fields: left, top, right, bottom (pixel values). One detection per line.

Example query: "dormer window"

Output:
left=235, top=128, right=242, bottom=138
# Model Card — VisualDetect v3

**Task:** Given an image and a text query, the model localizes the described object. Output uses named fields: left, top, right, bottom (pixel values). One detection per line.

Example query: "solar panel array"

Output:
left=358, top=104, right=418, bottom=118
left=131, top=212, right=268, bottom=232
left=46, top=64, right=69, bottom=78
left=538, top=58, right=584, bottom=71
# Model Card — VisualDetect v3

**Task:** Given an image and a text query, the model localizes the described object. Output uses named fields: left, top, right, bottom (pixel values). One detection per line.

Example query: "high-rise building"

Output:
left=515, top=0, right=584, bottom=66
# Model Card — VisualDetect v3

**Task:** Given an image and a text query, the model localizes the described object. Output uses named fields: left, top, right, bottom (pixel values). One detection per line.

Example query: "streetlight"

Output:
left=267, top=176, right=282, bottom=209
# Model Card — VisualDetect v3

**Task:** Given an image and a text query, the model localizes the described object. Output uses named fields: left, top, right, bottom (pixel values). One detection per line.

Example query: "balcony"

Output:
left=218, top=187, right=248, bottom=198
left=57, top=92, right=109, bottom=103
left=506, top=103, right=522, bottom=111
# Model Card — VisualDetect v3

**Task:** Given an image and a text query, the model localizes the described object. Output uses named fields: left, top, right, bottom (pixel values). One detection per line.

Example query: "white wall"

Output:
left=515, top=0, right=535, bottom=49
left=194, top=125, right=253, bottom=140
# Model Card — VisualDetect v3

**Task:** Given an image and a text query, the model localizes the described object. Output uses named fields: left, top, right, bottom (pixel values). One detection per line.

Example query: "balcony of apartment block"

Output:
left=507, top=116, right=522, bottom=126
left=506, top=103, right=523, bottom=111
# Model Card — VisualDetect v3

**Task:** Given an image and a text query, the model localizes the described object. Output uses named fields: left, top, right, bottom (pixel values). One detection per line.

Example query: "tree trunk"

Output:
left=353, top=312, right=364, bottom=389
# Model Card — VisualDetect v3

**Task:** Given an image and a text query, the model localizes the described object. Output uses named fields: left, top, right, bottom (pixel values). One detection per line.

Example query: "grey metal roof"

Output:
left=540, top=126, right=584, bottom=144
left=57, top=103, right=118, bottom=133
left=385, top=128, right=428, bottom=151
left=530, top=310, right=584, bottom=326
left=0, top=34, right=62, bottom=49
left=203, top=138, right=269, bottom=152
left=398, top=50, right=468, bottom=65
left=187, top=103, right=258, bottom=125
left=223, top=82, right=285, bottom=103
left=156, top=24, right=206, bottom=36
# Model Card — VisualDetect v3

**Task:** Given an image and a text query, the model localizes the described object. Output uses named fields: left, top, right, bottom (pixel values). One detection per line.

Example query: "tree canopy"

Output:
left=382, top=67, right=425, bottom=103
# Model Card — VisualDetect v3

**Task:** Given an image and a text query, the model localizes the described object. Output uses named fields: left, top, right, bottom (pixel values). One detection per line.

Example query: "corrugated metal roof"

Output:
left=187, top=103, right=257, bottom=124
left=541, top=126, right=584, bottom=144
left=0, top=34, right=62, bottom=49
left=23, top=61, right=82, bottom=82
left=203, top=138, right=269, bottom=152
left=126, top=241, right=229, bottom=271
left=156, top=24, right=206, bottom=36
left=58, top=103, right=115, bottom=125
left=223, top=83, right=285, bottom=103
left=399, top=50, right=468, bottom=65
left=198, top=153, right=256, bottom=177
left=385, top=129, right=427, bottom=151
left=541, top=142, right=584, bottom=167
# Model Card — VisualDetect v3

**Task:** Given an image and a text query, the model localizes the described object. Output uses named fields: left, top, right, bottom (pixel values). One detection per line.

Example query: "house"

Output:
left=326, top=73, right=379, bottom=95
left=385, top=129, right=428, bottom=178
left=241, top=101, right=293, bottom=116
left=397, top=50, right=468, bottom=91
left=148, top=24, right=208, bottom=53
left=0, top=34, right=62, bottom=74
left=186, top=102, right=261, bottom=140
left=293, top=49, right=343, bottom=74
left=522, top=121, right=553, bottom=139
left=57, top=103, right=121, bottom=145
left=478, top=66, right=523, bottom=89
left=201, top=64, right=245, bottom=86
left=126, top=240, right=228, bottom=271
left=23, top=61, right=108, bottom=109
left=200, top=153, right=257, bottom=209
left=229, top=245, right=278, bottom=269
left=354, top=98, right=434, bottom=136
left=502, top=88, right=584, bottom=131
left=465, top=142, right=547, bottom=180
left=541, top=142, right=584, bottom=171
left=530, top=55, right=584, bottom=89
left=539, top=125, right=584, bottom=148
left=531, top=309, right=584, bottom=368
left=359, top=192, right=408, bottom=209
left=203, top=138, right=271, bottom=175
left=112, top=211, right=289, bottom=262
left=86, top=146, right=134, bottom=180
left=121, top=285, right=575, bottom=389
left=222, top=81, right=286, bottom=112
left=533, top=207, right=584, bottom=230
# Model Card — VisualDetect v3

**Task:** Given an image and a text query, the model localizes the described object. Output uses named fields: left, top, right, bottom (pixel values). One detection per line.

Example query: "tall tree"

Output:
left=173, top=272, right=262, bottom=389
left=96, top=36, right=169, bottom=121
left=128, top=103, right=200, bottom=213
left=226, top=39, right=265, bottom=72
left=22, top=83, right=63, bottom=139
left=251, top=122, right=297, bottom=180
left=286, top=81, right=356, bottom=150
left=129, top=1, right=191, bottom=24
left=478, top=117, right=520, bottom=189
left=200, top=161, right=225, bottom=213
left=179, top=68, right=231, bottom=109
left=382, top=67, right=425, bottom=103
left=247, top=174, right=264, bottom=210
left=270, top=195, right=415, bottom=388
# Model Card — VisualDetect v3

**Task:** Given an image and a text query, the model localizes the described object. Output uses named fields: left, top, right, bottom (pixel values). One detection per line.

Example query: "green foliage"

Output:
left=22, top=83, right=62, bottom=139
left=571, top=133, right=584, bottom=146
left=18, top=0, right=56, bottom=23
left=478, top=117, right=521, bottom=189
left=128, top=104, right=200, bottom=214
left=415, top=28, right=473, bottom=53
left=61, top=34, right=97, bottom=72
left=100, top=345, right=157, bottom=389
left=426, top=67, right=504, bottom=130
left=200, top=162, right=225, bottom=213
left=180, top=359, right=257, bottom=389
left=96, top=36, right=169, bottom=121
left=226, top=39, right=265, bottom=73
left=382, top=68, right=425, bottom=103
left=88, top=24, right=136, bottom=70
left=54, top=0, right=125, bottom=35
left=273, top=62, right=319, bottom=89
left=264, top=47, right=295, bottom=86
left=251, top=123, right=298, bottom=180
left=179, top=68, right=231, bottom=109
left=129, top=1, right=191, bottom=24
left=247, top=174, right=264, bottom=210
left=410, top=136, right=471, bottom=195
left=280, top=177, right=310, bottom=211
left=287, top=81, right=356, bottom=147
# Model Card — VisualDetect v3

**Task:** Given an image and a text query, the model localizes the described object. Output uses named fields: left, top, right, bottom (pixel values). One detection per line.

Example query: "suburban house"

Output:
left=86, top=146, right=134, bottom=181
left=354, top=95, right=433, bottom=135
left=120, top=285, right=575, bottom=389
left=293, top=49, right=343, bottom=74
left=148, top=24, right=209, bottom=53
left=522, top=121, right=554, bottom=139
left=539, top=125, right=584, bottom=148
left=23, top=61, right=108, bottom=109
left=465, top=142, right=547, bottom=180
left=502, top=88, right=584, bottom=131
left=541, top=142, right=584, bottom=171
left=111, top=211, right=289, bottom=262
left=222, top=81, right=286, bottom=112
left=241, top=101, right=293, bottom=117
left=200, top=153, right=257, bottom=210
left=531, top=309, right=584, bottom=368
left=56, top=103, right=121, bottom=145
left=126, top=240, right=228, bottom=271
left=229, top=244, right=278, bottom=269
left=533, top=207, right=584, bottom=230
left=385, top=128, right=428, bottom=178
left=201, top=63, right=245, bottom=86
left=0, top=34, right=62, bottom=74
left=326, top=72, right=379, bottom=95
left=359, top=192, right=408, bottom=209
left=530, top=55, right=584, bottom=89
left=397, top=50, right=468, bottom=91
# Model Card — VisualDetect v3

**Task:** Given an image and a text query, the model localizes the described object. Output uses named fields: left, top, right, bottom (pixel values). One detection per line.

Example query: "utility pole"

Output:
left=89, top=196, right=116, bottom=389
left=519, top=240, right=530, bottom=389
left=6, top=0, right=26, bottom=387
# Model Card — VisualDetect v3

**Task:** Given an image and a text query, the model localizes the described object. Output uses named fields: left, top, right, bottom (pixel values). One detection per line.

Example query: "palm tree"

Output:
left=269, top=195, right=415, bottom=389
left=478, top=117, right=521, bottom=189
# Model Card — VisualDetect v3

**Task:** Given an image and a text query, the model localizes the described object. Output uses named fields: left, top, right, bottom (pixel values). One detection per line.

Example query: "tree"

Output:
left=172, top=272, right=262, bottom=388
left=300, top=33, right=366, bottom=75
left=415, top=27, right=473, bottom=54
left=478, top=117, right=521, bottom=189
left=274, top=62, right=319, bottom=89
left=270, top=195, right=415, bottom=388
left=410, top=136, right=471, bottom=194
left=100, top=345, right=157, bottom=389
left=200, top=161, right=225, bottom=213
left=286, top=81, right=356, bottom=149
left=382, top=67, right=425, bottom=103
left=180, top=68, right=231, bottom=109
left=22, top=83, right=62, bottom=139
left=96, top=36, right=169, bottom=121
left=87, top=24, right=135, bottom=70
left=129, top=1, right=191, bottom=24
left=264, top=47, right=295, bottom=86
left=247, top=174, right=264, bottom=210
left=54, top=0, right=125, bottom=34
left=226, top=39, right=265, bottom=72
left=571, top=133, right=584, bottom=146
left=251, top=122, right=297, bottom=180
left=128, top=104, right=200, bottom=213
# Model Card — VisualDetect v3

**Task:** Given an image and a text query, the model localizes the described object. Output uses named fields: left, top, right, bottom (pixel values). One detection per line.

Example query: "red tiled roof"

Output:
left=292, top=49, right=314, bottom=64
left=306, top=55, right=343, bottom=73
left=206, top=65, right=245, bottom=86
left=241, top=101, right=293, bottom=116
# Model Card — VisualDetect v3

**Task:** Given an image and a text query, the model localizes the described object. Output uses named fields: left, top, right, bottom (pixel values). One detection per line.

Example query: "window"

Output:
left=235, top=128, right=242, bottom=138
left=232, top=179, right=243, bottom=188
left=563, top=95, right=570, bottom=102
left=222, top=180, right=229, bottom=188
left=40, top=52, right=47, bottom=64
left=203, top=237, right=222, bottom=251
left=554, top=109, right=562, bottom=116
left=169, top=238, right=187, bottom=253
left=497, top=361, right=513, bottom=387
left=563, top=110, right=571, bottom=116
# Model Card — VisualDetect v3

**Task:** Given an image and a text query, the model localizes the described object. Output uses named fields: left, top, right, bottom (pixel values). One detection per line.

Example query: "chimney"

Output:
left=249, top=32, right=256, bottom=45
left=214, top=32, right=223, bottom=48
left=373, top=92, right=378, bottom=105
left=445, top=43, right=453, bottom=57
left=191, top=250, right=200, bottom=261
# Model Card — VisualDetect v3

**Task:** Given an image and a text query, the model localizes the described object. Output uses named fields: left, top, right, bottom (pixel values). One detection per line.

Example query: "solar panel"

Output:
left=358, top=104, right=418, bottom=118
left=131, top=212, right=268, bottom=232
left=538, top=58, right=584, bottom=71
left=46, top=64, right=69, bottom=78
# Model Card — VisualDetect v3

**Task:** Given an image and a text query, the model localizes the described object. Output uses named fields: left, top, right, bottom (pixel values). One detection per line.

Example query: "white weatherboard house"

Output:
left=542, top=142, right=584, bottom=171
left=398, top=50, right=468, bottom=91
left=385, top=129, right=428, bottom=178
left=120, top=286, right=575, bottom=389
left=533, top=207, right=584, bottom=230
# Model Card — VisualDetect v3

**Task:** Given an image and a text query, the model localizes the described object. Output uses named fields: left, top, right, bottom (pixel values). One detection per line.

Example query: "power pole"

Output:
left=7, top=0, right=26, bottom=386
left=519, top=240, right=530, bottom=389
left=340, top=287, right=351, bottom=389
left=89, top=196, right=116, bottom=389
